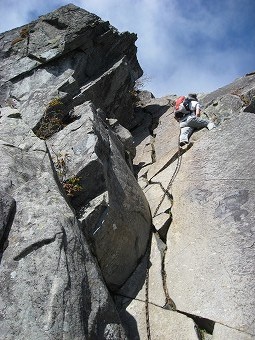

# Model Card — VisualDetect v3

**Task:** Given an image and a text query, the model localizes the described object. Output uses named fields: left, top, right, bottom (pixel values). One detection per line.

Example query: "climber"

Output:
left=175, top=93, right=216, bottom=146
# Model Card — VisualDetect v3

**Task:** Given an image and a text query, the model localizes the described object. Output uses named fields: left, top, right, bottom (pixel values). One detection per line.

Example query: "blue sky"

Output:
left=0, top=0, right=255, bottom=97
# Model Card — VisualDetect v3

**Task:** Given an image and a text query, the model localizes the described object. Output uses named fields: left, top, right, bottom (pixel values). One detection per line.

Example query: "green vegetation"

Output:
left=47, top=98, right=64, bottom=111
left=34, top=116, right=64, bottom=140
left=63, top=176, right=83, bottom=197
left=53, top=151, right=83, bottom=197
left=34, top=98, right=65, bottom=140
left=240, top=94, right=254, bottom=106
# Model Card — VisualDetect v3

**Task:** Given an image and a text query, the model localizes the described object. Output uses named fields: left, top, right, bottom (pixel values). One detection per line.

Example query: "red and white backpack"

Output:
left=174, top=96, right=192, bottom=120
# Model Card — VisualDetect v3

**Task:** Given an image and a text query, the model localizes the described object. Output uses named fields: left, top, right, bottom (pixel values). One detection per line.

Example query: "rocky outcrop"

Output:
left=0, top=4, right=142, bottom=129
left=47, top=102, right=151, bottom=290
left=1, top=3, right=255, bottom=340
left=0, top=4, right=151, bottom=339
left=116, top=74, right=255, bottom=339
left=0, top=114, right=127, bottom=339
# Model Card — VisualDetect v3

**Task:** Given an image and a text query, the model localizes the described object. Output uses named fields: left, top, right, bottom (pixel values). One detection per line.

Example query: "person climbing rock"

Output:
left=174, top=93, right=216, bottom=146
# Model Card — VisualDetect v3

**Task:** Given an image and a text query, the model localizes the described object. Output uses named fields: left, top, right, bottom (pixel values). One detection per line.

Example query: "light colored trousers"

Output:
left=179, top=115, right=209, bottom=143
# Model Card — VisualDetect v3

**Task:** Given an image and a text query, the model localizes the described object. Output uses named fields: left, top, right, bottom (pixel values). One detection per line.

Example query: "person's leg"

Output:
left=186, top=116, right=209, bottom=129
left=179, top=126, right=194, bottom=145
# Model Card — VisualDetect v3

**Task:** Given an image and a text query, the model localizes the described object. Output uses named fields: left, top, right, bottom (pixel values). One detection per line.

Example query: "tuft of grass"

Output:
left=53, top=151, right=83, bottom=197
left=130, top=74, right=151, bottom=104
left=63, top=176, right=83, bottom=197
left=47, top=98, right=64, bottom=110
left=239, top=94, right=252, bottom=106
left=34, top=98, right=65, bottom=139
left=11, top=26, right=30, bottom=46
left=34, top=116, right=64, bottom=140
left=20, top=27, right=29, bottom=38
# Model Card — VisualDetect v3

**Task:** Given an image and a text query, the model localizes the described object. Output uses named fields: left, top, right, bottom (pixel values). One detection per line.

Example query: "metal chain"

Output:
left=145, top=131, right=183, bottom=340
left=153, top=147, right=182, bottom=219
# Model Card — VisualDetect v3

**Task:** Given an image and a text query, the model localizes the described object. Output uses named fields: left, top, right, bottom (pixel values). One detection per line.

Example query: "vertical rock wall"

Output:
left=1, top=3, right=254, bottom=340
left=0, top=4, right=151, bottom=339
left=117, top=75, right=255, bottom=340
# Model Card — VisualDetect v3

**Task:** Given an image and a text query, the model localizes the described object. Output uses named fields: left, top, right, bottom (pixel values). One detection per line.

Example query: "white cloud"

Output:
left=0, top=1, right=61, bottom=32
left=0, top=0, right=254, bottom=97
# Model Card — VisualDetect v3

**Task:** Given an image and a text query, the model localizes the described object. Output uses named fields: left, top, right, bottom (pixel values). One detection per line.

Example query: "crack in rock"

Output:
left=13, top=232, right=63, bottom=261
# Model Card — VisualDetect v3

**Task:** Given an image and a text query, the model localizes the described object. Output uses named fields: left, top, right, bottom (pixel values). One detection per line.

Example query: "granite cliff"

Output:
left=0, top=4, right=254, bottom=340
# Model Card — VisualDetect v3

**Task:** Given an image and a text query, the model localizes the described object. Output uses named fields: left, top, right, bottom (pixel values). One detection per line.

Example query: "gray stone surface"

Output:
left=0, top=115, right=127, bottom=339
left=118, top=299, right=199, bottom=340
left=201, top=73, right=255, bottom=109
left=129, top=76, right=255, bottom=339
left=0, top=4, right=142, bottom=129
left=1, top=3, right=255, bottom=340
left=167, top=114, right=255, bottom=335
left=212, top=323, right=254, bottom=340
left=92, top=114, right=152, bottom=290
left=0, top=4, right=152, bottom=338
left=47, top=101, right=152, bottom=290
left=200, top=73, right=255, bottom=127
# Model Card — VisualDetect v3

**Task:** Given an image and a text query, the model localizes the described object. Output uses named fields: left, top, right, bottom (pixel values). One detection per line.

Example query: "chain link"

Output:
left=145, top=129, right=183, bottom=340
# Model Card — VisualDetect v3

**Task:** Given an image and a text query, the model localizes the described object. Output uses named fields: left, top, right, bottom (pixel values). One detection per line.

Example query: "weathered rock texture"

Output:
left=0, top=4, right=142, bottom=129
left=1, top=3, right=255, bottom=340
left=0, top=117, right=127, bottom=339
left=0, top=4, right=151, bottom=339
left=116, top=74, right=255, bottom=339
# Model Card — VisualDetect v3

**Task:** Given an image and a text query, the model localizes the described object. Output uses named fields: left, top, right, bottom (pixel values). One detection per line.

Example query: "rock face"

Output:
left=116, top=75, right=255, bottom=339
left=0, top=120, right=126, bottom=339
left=0, top=4, right=151, bottom=339
left=168, top=114, right=255, bottom=329
left=0, top=4, right=142, bottom=129
left=1, top=4, right=255, bottom=340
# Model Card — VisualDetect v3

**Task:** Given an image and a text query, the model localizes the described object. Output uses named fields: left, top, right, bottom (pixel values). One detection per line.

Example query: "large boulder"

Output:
left=0, top=4, right=152, bottom=338
left=47, top=101, right=152, bottom=290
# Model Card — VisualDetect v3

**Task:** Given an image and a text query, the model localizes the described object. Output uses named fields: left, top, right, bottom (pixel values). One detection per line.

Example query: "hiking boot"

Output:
left=207, top=122, right=216, bottom=130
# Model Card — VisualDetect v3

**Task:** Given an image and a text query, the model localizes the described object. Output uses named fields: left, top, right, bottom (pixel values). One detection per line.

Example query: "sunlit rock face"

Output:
left=117, top=75, right=255, bottom=340
left=0, top=3, right=142, bottom=129
left=1, top=3, right=255, bottom=340
left=0, top=4, right=150, bottom=339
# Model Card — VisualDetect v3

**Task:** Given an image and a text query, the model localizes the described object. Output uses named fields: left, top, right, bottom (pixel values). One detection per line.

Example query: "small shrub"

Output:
left=239, top=94, right=251, bottom=106
left=34, top=116, right=64, bottom=140
left=52, top=151, right=83, bottom=197
left=20, top=27, right=29, bottom=38
left=34, top=98, right=66, bottom=139
left=129, top=88, right=140, bottom=104
left=63, top=176, right=83, bottom=197
left=11, top=26, right=29, bottom=46
left=130, top=74, right=151, bottom=104
left=54, top=152, right=70, bottom=182
left=134, top=75, right=151, bottom=91
left=47, top=98, right=64, bottom=110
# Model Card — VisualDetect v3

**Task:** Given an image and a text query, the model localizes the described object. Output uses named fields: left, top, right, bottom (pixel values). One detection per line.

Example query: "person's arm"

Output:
left=195, top=103, right=201, bottom=117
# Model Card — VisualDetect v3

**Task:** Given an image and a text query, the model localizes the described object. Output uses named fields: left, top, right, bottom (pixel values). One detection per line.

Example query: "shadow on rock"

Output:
left=131, top=103, right=172, bottom=147
left=113, top=248, right=151, bottom=339
left=0, top=193, right=16, bottom=265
